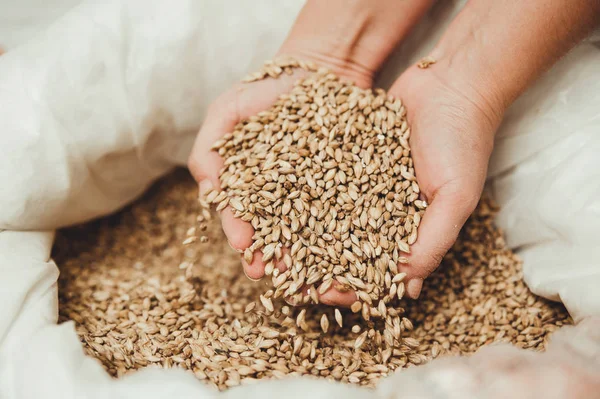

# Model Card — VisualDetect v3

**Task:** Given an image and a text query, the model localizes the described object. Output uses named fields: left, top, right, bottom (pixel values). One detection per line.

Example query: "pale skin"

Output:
left=188, top=0, right=600, bottom=306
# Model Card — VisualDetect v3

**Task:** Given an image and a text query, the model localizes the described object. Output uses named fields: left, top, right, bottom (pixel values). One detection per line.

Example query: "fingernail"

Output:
left=407, top=278, right=423, bottom=299
left=243, top=269, right=262, bottom=282
left=241, top=257, right=262, bottom=282
left=228, top=240, right=243, bottom=253
left=199, top=179, right=214, bottom=197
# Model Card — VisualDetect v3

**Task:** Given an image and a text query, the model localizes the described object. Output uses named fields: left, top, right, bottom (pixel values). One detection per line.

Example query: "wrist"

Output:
left=427, top=7, right=514, bottom=116
left=429, top=44, right=511, bottom=128
left=279, top=0, right=434, bottom=87
left=429, top=0, right=600, bottom=112
left=277, top=39, right=376, bottom=89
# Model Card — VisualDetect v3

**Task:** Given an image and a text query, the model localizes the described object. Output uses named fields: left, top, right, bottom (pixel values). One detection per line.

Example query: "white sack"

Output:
left=377, top=316, right=600, bottom=399
left=488, top=47, right=600, bottom=322
left=0, top=0, right=303, bottom=231
left=1, top=0, right=599, bottom=398
left=0, top=0, right=81, bottom=49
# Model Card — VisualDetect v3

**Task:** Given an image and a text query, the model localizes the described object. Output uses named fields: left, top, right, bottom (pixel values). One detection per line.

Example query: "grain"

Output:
left=56, top=170, right=571, bottom=391
left=259, top=295, right=274, bottom=314
left=417, top=56, right=437, bottom=69
left=321, top=314, right=330, bottom=333
left=241, top=57, right=317, bottom=83
left=203, top=59, right=427, bottom=349
left=335, top=309, right=343, bottom=328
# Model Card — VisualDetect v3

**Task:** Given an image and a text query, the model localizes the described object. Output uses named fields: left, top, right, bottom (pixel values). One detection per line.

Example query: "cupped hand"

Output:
left=188, top=0, right=596, bottom=306
left=388, top=63, right=505, bottom=298
left=188, top=57, right=373, bottom=307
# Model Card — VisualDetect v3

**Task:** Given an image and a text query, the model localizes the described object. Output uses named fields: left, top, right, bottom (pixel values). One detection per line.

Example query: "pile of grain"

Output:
left=198, top=60, right=425, bottom=349
left=56, top=170, right=571, bottom=390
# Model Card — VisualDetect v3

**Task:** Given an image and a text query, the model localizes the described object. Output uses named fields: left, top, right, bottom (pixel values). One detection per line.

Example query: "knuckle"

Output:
left=455, top=188, right=481, bottom=216
left=424, top=250, right=445, bottom=273
left=413, top=245, right=447, bottom=278
left=442, top=180, right=482, bottom=218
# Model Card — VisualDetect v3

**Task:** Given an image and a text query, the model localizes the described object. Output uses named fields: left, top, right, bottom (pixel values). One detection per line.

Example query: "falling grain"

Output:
left=320, top=314, right=329, bottom=333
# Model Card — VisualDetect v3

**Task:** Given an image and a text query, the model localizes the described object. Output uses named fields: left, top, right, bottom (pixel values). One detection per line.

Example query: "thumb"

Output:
left=188, top=89, right=255, bottom=251
left=188, top=72, right=306, bottom=261
left=400, top=181, right=480, bottom=299
left=188, top=72, right=305, bottom=187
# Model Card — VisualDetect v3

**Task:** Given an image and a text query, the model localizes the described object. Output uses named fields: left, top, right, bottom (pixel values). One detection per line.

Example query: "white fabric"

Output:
left=0, top=0, right=303, bottom=230
left=489, top=46, right=600, bottom=322
left=377, top=316, right=600, bottom=399
left=0, top=0, right=599, bottom=398
left=0, top=0, right=80, bottom=49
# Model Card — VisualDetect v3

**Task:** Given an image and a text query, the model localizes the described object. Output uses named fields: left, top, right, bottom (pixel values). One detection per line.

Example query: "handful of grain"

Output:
left=198, top=58, right=425, bottom=345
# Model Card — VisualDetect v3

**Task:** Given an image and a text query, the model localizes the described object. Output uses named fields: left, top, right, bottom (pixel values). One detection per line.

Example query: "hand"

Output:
left=387, top=64, right=504, bottom=298
left=188, top=0, right=432, bottom=306
left=188, top=58, right=374, bottom=306
left=385, top=0, right=600, bottom=297
left=189, top=0, right=599, bottom=305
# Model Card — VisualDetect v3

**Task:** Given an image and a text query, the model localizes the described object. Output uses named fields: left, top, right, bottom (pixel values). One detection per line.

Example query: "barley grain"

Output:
left=320, top=314, right=330, bottom=333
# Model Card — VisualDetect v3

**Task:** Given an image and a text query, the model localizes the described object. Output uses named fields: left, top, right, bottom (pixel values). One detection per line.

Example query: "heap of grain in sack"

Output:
left=56, top=58, right=571, bottom=390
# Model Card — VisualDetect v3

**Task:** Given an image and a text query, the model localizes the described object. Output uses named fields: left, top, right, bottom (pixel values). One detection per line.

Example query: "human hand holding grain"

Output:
left=388, top=0, right=600, bottom=298
left=188, top=0, right=432, bottom=306
left=386, top=66, right=501, bottom=299
left=189, top=0, right=600, bottom=304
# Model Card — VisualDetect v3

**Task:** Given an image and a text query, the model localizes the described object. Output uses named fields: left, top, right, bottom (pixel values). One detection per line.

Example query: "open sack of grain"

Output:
left=1, top=1, right=600, bottom=398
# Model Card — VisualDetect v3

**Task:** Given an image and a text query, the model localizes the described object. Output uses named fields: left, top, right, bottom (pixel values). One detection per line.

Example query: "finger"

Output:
left=188, top=94, right=238, bottom=185
left=399, top=182, right=479, bottom=299
left=241, top=249, right=265, bottom=281
left=190, top=89, right=261, bottom=256
left=189, top=96, right=258, bottom=268
left=240, top=244, right=290, bottom=281
left=190, top=73, right=308, bottom=271
left=284, top=280, right=357, bottom=308
left=189, top=100, right=254, bottom=251
left=220, top=207, right=254, bottom=251
left=317, top=282, right=358, bottom=307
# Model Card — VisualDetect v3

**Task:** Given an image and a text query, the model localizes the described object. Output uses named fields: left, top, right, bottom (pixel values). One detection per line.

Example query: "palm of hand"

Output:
left=388, top=67, right=500, bottom=287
